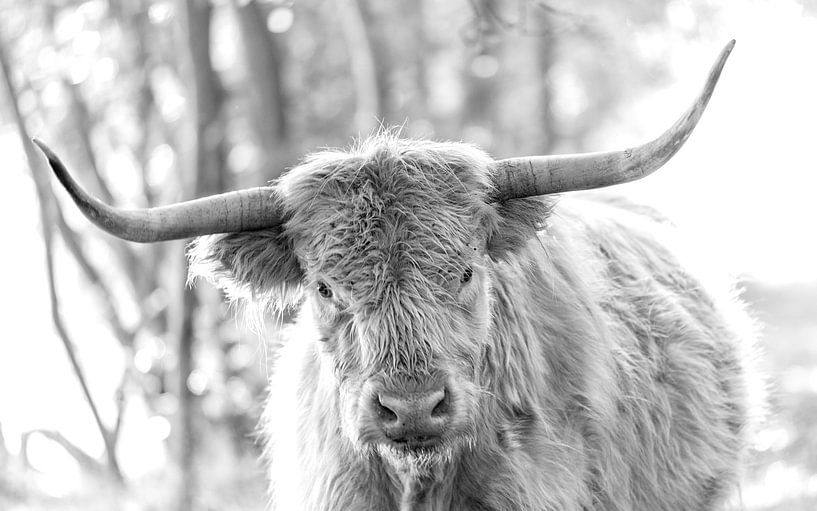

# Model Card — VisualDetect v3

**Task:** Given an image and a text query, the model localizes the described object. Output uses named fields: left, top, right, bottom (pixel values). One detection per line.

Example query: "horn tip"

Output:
left=32, top=138, right=58, bottom=163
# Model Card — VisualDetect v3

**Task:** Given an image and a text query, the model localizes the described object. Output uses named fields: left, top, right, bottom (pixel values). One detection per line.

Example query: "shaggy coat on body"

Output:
left=191, top=134, right=759, bottom=510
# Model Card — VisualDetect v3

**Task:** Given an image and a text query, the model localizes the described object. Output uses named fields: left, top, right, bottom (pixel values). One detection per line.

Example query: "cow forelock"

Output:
left=281, top=136, right=494, bottom=369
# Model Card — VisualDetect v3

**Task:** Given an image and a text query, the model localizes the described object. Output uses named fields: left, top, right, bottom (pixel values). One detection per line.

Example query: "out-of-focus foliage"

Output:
left=0, top=0, right=814, bottom=510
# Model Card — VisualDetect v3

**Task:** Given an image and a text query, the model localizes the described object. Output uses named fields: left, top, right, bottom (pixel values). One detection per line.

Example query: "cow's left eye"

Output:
left=461, top=267, right=473, bottom=284
left=317, top=281, right=333, bottom=299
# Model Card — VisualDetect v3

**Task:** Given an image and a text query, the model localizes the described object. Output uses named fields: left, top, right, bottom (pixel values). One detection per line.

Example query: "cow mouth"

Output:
left=390, top=434, right=442, bottom=450
left=377, top=436, right=457, bottom=470
left=386, top=436, right=447, bottom=458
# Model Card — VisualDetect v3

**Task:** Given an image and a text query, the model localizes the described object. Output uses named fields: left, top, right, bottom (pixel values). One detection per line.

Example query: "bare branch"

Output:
left=27, top=82, right=145, bottom=293
left=22, top=430, right=106, bottom=476
left=463, top=0, right=598, bottom=44
left=16, top=72, right=137, bottom=347
left=54, top=206, right=135, bottom=347
left=127, top=6, right=161, bottom=207
left=0, top=422, right=8, bottom=464
left=113, top=372, right=128, bottom=441
left=0, top=36, right=123, bottom=483
left=62, top=77, right=116, bottom=204
left=34, top=5, right=146, bottom=294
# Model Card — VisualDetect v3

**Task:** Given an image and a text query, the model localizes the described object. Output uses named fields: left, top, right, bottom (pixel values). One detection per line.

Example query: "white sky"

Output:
left=618, top=1, right=817, bottom=286
left=0, top=0, right=815, bottom=495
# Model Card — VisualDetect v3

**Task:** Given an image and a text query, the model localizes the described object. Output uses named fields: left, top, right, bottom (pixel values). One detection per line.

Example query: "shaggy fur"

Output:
left=190, top=133, right=760, bottom=510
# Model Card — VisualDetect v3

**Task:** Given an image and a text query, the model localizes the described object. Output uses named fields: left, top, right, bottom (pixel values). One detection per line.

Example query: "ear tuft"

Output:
left=485, top=197, right=555, bottom=260
left=188, top=227, right=304, bottom=311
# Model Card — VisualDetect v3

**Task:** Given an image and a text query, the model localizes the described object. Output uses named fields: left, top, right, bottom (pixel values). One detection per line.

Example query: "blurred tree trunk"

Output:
left=176, top=0, right=228, bottom=509
left=536, top=16, right=558, bottom=154
left=358, top=0, right=394, bottom=124
left=184, top=0, right=227, bottom=196
left=462, top=0, right=500, bottom=151
left=334, top=0, right=380, bottom=134
left=466, top=2, right=561, bottom=156
left=173, top=274, right=198, bottom=511
left=124, top=2, right=164, bottom=301
left=234, top=0, right=290, bottom=181
left=408, top=0, right=430, bottom=122
left=493, top=10, right=559, bottom=156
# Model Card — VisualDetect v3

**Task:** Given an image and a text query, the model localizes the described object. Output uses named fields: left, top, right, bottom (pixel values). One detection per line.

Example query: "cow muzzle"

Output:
left=363, top=379, right=452, bottom=449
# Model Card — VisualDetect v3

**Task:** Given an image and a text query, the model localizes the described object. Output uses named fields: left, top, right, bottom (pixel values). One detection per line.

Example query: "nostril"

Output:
left=431, top=389, right=449, bottom=417
left=376, top=395, right=398, bottom=422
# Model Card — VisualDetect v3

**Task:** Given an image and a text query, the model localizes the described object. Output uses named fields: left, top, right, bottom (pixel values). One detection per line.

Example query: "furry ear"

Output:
left=485, top=197, right=555, bottom=260
left=188, top=226, right=304, bottom=310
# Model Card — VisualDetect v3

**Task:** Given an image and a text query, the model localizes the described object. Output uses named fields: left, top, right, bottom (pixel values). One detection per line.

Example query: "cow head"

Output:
left=34, top=42, right=734, bottom=476
left=187, top=136, right=553, bottom=469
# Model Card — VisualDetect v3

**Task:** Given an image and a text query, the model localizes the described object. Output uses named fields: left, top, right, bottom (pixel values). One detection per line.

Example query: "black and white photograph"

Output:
left=0, top=0, right=815, bottom=509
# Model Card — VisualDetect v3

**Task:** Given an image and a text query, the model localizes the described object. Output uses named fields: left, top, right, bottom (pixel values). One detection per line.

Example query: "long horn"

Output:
left=33, top=139, right=283, bottom=242
left=490, top=40, right=735, bottom=201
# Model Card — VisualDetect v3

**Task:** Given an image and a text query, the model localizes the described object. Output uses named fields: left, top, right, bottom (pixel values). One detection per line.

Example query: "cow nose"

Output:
left=373, top=386, right=449, bottom=446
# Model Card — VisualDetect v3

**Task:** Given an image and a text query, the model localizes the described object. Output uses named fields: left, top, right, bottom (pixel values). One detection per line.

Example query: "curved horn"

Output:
left=33, top=139, right=284, bottom=242
left=490, top=40, right=735, bottom=201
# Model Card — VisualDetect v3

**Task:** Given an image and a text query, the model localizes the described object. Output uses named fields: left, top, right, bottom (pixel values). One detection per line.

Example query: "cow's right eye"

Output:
left=317, top=281, right=333, bottom=299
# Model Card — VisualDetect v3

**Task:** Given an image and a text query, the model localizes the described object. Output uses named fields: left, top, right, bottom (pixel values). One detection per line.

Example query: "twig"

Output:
left=62, top=77, right=116, bottom=204
left=463, top=0, right=598, bottom=44
left=113, top=372, right=128, bottom=441
left=61, top=74, right=147, bottom=293
left=130, top=6, right=160, bottom=207
left=22, top=429, right=106, bottom=476
left=35, top=7, right=145, bottom=293
left=0, top=422, right=8, bottom=463
left=54, top=205, right=136, bottom=347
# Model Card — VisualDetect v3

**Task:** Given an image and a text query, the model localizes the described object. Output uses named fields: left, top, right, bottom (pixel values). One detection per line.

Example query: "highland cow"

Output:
left=36, top=41, right=759, bottom=510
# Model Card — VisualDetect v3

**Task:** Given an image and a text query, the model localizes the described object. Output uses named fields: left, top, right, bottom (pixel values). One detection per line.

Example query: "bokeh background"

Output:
left=0, top=0, right=815, bottom=509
